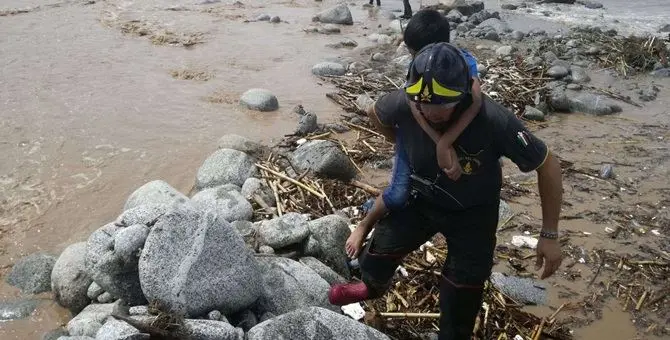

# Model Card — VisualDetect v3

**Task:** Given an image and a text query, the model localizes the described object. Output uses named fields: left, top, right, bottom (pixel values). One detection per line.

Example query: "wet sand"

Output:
left=1, top=0, right=669, bottom=339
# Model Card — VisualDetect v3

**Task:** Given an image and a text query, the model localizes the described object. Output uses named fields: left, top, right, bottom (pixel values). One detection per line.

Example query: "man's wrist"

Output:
left=539, top=229, right=559, bottom=240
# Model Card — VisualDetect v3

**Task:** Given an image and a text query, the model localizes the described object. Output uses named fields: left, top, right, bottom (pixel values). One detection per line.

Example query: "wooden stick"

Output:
left=269, top=181, right=282, bottom=216
left=548, top=303, right=566, bottom=323
left=379, top=312, right=440, bottom=318
left=343, top=121, right=384, bottom=139
left=533, top=318, right=546, bottom=340
left=306, top=131, right=331, bottom=140
left=635, top=291, right=648, bottom=311
left=349, top=180, right=381, bottom=196
left=362, top=139, right=377, bottom=152
left=255, top=163, right=325, bottom=199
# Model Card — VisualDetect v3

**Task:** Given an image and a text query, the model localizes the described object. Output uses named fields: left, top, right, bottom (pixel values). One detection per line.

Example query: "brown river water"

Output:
left=1, top=0, right=668, bottom=339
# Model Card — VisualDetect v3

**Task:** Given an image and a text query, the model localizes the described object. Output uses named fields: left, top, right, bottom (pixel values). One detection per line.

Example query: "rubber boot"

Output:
left=401, top=0, right=412, bottom=18
left=376, top=0, right=381, bottom=6
left=439, top=276, right=485, bottom=340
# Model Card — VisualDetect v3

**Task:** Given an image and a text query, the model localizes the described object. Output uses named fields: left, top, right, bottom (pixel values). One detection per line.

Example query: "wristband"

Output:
left=540, top=230, right=559, bottom=240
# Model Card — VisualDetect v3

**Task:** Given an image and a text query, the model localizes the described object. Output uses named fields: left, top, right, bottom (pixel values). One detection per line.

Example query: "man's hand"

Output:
left=535, top=237, right=562, bottom=279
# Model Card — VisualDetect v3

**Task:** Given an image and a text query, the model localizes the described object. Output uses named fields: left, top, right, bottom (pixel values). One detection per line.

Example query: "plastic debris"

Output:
left=341, top=302, right=366, bottom=320
left=511, top=235, right=538, bottom=249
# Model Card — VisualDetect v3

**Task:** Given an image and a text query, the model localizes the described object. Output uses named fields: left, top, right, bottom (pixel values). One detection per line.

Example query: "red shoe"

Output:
left=328, top=282, right=370, bottom=305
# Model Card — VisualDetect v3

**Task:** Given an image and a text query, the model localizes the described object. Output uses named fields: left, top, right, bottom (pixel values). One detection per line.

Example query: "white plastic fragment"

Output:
left=511, top=235, right=538, bottom=249
left=341, top=303, right=366, bottom=320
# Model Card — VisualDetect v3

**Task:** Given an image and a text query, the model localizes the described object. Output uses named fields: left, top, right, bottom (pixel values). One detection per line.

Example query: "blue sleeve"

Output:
left=382, top=134, right=412, bottom=211
left=460, top=49, right=479, bottom=79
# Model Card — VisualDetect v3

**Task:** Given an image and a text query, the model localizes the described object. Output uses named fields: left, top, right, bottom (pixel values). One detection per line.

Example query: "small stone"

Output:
left=570, top=66, right=591, bottom=83
left=313, top=3, right=353, bottom=25
left=585, top=46, right=600, bottom=55
left=259, top=245, right=275, bottom=254
left=543, top=51, right=558, bottom=63
left=496, top=45, right=516, bottom=57
left=565, top=39, right=578, bottom=48
left=501, top=4, right=518, bottom=10
left=371, top=52, right=387, bottom=62
left=477, top=64, right=488, bottom=77
left=567, top=84, right=582, bottom=90
left=311, top=62, right=346, bottom=76
left=659, top=24, right=670, bottom=33
left=0, top=299, right=39, bottom=321
left=445, top=9, right=463, bottom=23
left=240, top=89, right=279, bottom=112
left=547, top=65, right=569, bottom=78
left=208, top=310, right=223, bottom=321
left=96, top=292, right=115, bottom=303
left=129, top=305, right=149, bottom=316
left=511, top=30, right=525, bottom=41
left=639, top=85, right=659, bottom=102
left=651, top=68, right=670, bottom=77
left=599, top=164, right=614, bottom=179
left=583, top=1, right=603, bottom=9
left=255, top=14, right=270, bottom=21
left=523, top=106, right=545, bottom=122
left=269, top=16, right=280, bottom=23
left=483, top=31, right=500, bottom=41
left=319, top=24, right=341, bottom=34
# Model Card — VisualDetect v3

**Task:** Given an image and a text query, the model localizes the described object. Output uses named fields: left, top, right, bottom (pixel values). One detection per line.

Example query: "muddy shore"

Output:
left=1, top=0, right=669, bottom=339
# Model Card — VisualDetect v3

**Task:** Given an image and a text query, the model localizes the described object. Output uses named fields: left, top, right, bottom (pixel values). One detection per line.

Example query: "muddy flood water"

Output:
left=1, top=0, right=669, bottom=339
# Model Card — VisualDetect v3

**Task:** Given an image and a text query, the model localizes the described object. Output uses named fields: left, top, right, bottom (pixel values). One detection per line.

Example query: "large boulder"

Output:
left=51, top=242, right=93, bottom=313
left=0, top=299, right=39, bottom=321
left=299, top=257, right=346, bottom=285
left=6, top=252, right=57, bottom=294
left=195, top=148, right=258, bottom=190
left=191, top=186, right=253, bottom=222
left=256, top=257, right=335, bottom=316
left=94, top=318, right=145, bottom=340
left=85, top=223, right=149, bottom=306
left=123, top=180, right=187, bottom=211
left=307, top=215, right=351, bottom=278
left=257, top=213, right=310, bottom=249
left=138, top=202, right=262, bottom=316
left=569, top=93, right=620, bottom=115
left=439, top=0, right=485, bottom=16
left=247, top=306, right=390, bottom=340
left=312, top=4, right=353, bottom=25
left=292, top=140, right=357, bottom=180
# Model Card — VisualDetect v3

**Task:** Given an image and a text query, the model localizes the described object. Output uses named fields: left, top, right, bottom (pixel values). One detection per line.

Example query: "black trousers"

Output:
left=358, top=197, right=499, bottom=340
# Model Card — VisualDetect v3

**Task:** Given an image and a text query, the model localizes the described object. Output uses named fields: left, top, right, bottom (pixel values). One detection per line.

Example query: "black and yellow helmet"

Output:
left=405, top=42, right=471, bottom=105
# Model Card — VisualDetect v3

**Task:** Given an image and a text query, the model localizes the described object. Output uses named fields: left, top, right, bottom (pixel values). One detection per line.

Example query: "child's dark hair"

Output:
left=403, top=9, right=451, bottom=53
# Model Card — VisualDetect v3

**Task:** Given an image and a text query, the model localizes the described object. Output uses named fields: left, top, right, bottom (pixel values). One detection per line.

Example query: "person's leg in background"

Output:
left=401, top=0, right=413, bottom=18
left=435, top=204, right=499, bottom=340
left=329, top=204, right=434, bottom=305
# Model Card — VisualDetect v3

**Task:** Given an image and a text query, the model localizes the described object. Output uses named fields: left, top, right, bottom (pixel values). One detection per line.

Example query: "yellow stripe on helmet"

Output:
left=431, top=78, right=462, bottom=97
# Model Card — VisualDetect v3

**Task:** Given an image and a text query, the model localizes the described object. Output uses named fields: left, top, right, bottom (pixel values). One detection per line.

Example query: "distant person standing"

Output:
left=367, top=0, right=413, bottom=19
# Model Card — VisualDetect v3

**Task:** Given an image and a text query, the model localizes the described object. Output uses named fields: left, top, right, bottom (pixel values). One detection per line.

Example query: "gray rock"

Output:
left=445, top=9, right=463, bottom=23
left=639, top=85, right=659, bottom=102
left=241, top=178, right=275, bottom=207
left=549, top=87, right=570, bottom=112
left=483, top=31, right=500, bottom=41
left=208, top=310, right=223, bottom=321
left=318, top=24, right=341, bottom=34
left=129, top=305, right=149, bottom=316
left=547, top=65, right=569, bottom=78
left=217, top=134, right=264, bottom=157
left=498, top=200, right=514, bottom=229
left=303, top=235, right=321, bottom=257
left=565, top=39, right=579, bottom=48
left=477, top=18, right=510, bottom=33
left=87, top=282, right=104, bottom=300
left=550, top=59, right=571, bottom=70
left=393, top=55, right=412, bottom=69
left=291, top=140, right=357, bottom=181
left=490, top=272, right=546, bottom=305
left=452, top=0, right=485, bottom=16
left=600, top=164, right=614, bottom=179
left=258, top=213, right=310, bottom=249
left=543, top=51, right=558, bottom=63
left=511, top=30, right=525, bottom=41
left=246, top=306, right=390, bottom=340
left=296, top=111, right=318, bottom=135
left=651, top=68, right=670, bottom=77
left=195, top=148, right=258, bottom=189
left=57, top=337, right=95, bottom=340
left=52, top=242, right=92, bottom=313
left=255, top=14, right=270, bottom=21
left=6, top=253, right=56, bottom=294
left=97, top=292, right=115, bottom=303
left=192, top=186, right=253, bottom=222
left=67, top=303, right=115, bottom=337
left=355, top=94, right=375, bottom=113
left=501, top=4, right=518, bottom=10
left=388, top=19, right=403, bottom=34
left=258, top=245, right=275, bottom=254
left=312, top=4, right=353, bottom=25
left=307, top=215, right=351, bottom=278
left=240, top=89, right=279, bottom=112
left=476, top=64, right=487, bottom=77
left=138, top=203, right=262, bottom=316
left=115, top=205, right=166, bottom=228
left=123, top=180, right=187, bottom=212
left=570, top=66, right=591, bottom=83
left=326, top=39, right=358, bottom=49
left=269, top=16, right=280, bottom=23
left=0, top=299, right=39, bottom=321
left=369, top=33, right=392, bottom=45
left=569, top=93, right=617, bottom=115
left=567, top=83, right=582, bottom=90
left=95, top=318, right=144, bottom=340
left=185, top=319, right=244, bottom=340
left=256, top=257, right=335, bottom=316
left=232, top=220, right=255, bottom=243
left=659, top=24, right=670, bottom=33
left=85, top=223, right=146, bottom=306
left=371, top=52, right=387, bottom=62
left=523, top=105, right=545, bottom=122
left=42, top=327, right=68, bottom=340
left=467, top=9, right=498, bottom=25
left=456, top=23, right=470, bottom=33
left=299, top=257, right=347, bottom=285
left=585, top=46, right=600, bottom=55
left=311, top=62, right=346, bottom=77
left=496, top=45, right=516, bottom=57
left=324, top=123, right=349, bottom=133
left=581, top=1, right=603, bottom=9
left=524, top=56, right=544, bottom=68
